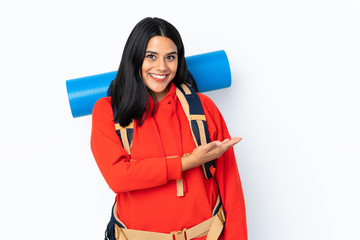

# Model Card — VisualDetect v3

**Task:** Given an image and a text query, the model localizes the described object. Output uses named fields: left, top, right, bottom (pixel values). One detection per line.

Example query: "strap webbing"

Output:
left=175, top=84, right=215, bottom=179
left=113, top=195, right=225, bottom=240
left=176, top=177, right=184, bottom=197
left=115, top=122, right=133, bottom=155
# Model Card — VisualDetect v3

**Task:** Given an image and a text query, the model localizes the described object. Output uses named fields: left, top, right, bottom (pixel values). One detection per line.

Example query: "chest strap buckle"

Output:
left=171, top=228, right=187, bottom=240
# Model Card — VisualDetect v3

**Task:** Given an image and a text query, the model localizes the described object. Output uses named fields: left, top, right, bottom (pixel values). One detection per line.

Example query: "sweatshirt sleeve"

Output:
left=199, top=94, right=248, bottom=240
left=90, top=98, right=182, bottom=193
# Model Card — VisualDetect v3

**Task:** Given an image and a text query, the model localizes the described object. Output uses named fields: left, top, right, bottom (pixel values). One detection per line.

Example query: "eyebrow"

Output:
left=146, top=51, right=178, bottom=55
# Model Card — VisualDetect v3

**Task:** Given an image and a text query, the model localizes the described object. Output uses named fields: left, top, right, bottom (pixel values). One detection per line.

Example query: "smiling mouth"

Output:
left=149, top=73, right=168, bottom=81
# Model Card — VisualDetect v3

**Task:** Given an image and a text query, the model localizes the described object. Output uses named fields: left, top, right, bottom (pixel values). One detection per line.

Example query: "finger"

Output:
left=221, top=137, right=242, bottom=144
left=231, top=137, right=242, bottom=144
left=202, top=141, right=221, bottom=152
left=221, top=137, right=242, bottom=150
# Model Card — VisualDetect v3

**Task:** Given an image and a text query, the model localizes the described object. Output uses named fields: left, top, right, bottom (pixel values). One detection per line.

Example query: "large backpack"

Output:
left=105, top=84, right=226, bottom=240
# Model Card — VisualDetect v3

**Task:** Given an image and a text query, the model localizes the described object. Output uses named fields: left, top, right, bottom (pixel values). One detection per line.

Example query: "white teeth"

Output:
left=150, top=73, right=166, bottom=79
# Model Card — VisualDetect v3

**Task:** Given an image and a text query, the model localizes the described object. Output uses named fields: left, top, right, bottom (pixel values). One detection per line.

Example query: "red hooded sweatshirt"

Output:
left=91, top=83, right=247, bottom=240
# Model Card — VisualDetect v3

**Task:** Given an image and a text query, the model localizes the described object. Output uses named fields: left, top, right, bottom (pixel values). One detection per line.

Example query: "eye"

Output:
left=146, top=54, right=156, bottom=59
left=167, top=55, right=176, bottom=60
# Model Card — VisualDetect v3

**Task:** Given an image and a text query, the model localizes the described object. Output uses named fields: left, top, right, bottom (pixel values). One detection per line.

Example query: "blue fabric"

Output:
left=105, top=202, right=125, bottom=240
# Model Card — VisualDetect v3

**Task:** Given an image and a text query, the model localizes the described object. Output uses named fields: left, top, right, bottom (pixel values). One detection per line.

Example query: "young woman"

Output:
left=91, top=17, right=247, bottom=240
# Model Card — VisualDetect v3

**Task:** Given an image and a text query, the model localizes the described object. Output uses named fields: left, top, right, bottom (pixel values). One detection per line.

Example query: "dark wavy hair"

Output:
left=111, top=17, right=198, bottom=127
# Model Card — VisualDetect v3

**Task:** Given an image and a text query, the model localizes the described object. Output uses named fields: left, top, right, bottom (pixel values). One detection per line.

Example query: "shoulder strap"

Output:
left=175, top=84, right=215, bottom=179
left=108, top=81, right=134, bottom=155
left=113, top=107, right=133, bottom=156
left=112, top=83, right=215, bottom=179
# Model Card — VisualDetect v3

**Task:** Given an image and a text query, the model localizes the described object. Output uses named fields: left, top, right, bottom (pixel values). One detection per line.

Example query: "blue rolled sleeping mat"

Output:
left=66, top=50, right=231, bottom=118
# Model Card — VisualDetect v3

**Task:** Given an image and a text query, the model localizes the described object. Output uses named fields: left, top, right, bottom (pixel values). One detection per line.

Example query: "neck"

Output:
left=154, top=84, right=171, bottom=102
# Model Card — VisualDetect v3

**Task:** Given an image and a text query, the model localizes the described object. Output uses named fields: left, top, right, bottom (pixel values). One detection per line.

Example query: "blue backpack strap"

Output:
left=108, top=83, right=134, bottom=156
left=176, top=84, right=215, bottom=179
left=112, top=107, right=133, bottom=156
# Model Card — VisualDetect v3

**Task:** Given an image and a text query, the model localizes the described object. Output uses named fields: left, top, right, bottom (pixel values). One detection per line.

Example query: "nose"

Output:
left=155, top=58, right=167, bottom=71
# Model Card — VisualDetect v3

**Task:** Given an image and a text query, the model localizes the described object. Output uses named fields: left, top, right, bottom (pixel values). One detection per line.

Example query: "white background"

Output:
left=1, top=0, right=359, bottom=239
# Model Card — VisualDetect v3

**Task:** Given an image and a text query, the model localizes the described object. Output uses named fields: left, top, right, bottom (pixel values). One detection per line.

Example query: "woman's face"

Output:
left=142, top=36, right=178, bottom=101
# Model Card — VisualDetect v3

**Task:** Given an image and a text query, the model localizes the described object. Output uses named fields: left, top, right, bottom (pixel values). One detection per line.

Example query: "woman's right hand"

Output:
left=181, top=137, right=242, bottom=172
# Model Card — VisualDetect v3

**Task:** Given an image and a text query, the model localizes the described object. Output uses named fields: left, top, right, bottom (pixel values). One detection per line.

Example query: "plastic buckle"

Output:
left=171, top=228, right=187, bottom=240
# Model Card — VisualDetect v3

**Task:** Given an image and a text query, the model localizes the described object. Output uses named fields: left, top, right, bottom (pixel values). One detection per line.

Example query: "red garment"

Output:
left=91, top=83, right=247, bottom=240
